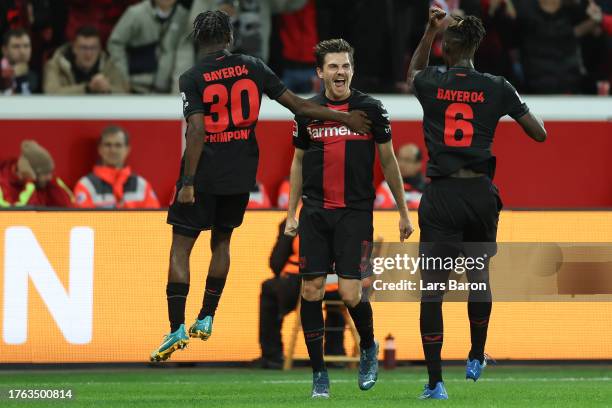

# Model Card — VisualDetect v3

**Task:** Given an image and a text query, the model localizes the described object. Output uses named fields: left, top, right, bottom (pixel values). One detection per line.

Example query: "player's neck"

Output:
left=201, top=45, right=228, bottom=56
left=449, top=58, right=474, bottom=70
left=324, top=88, right=351, bottom=102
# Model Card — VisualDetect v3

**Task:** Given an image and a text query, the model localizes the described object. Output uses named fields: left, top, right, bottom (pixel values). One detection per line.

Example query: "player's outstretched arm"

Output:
left=515, top=111, right=547, bottom=142
left=177, top=113, right=206, bottom=204
left=276, top=89, right=372, bottom=134
left=407, top=7, right=446, bottom=90
left=377, top=141, right=414, bottom=242
left=284, top=148, right=304, bottom=237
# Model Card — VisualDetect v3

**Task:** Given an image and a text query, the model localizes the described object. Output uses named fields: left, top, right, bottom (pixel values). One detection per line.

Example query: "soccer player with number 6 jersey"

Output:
left=407, top=7, right=547, bottom=400
left=150, top=10, right=372, bottom=363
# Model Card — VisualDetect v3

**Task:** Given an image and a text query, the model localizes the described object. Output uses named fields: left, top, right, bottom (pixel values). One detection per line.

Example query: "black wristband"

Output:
left=181, top=175, right=195, bottom=186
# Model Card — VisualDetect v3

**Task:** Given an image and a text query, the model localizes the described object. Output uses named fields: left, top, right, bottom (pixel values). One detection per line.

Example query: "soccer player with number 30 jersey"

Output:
left=150, top=10, right=372, bottom=363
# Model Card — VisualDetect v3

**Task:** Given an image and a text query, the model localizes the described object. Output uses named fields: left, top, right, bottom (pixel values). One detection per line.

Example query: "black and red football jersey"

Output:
left=414, top=66, right=529, bottom=178
left=293, top=89, right=391, bottom=211
left=179, top=49, right=287, bottom=194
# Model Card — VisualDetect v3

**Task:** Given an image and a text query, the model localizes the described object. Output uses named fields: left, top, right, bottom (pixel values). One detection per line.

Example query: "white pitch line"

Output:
left=263, top=377, right=612, bottom=384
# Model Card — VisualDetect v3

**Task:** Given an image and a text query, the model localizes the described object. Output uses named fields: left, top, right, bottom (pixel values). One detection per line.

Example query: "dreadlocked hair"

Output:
left=192, top=10, right=232, bottom=46
left=445, top=15, right=486, bottom=54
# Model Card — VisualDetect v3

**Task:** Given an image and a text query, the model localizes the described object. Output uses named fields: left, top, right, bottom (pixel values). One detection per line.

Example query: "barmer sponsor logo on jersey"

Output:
left=307, top=124, right=362, bottom=139
left=203, top=65, right=249, bottom=82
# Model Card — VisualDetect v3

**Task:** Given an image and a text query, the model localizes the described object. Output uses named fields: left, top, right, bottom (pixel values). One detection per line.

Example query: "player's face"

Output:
left=317, top=52, right=353, bottom=101
left=73, top=36, right=101, bottom=71
left=99, top=132, right=130, bottom=168
left=2, top=35, right=31, bottom=65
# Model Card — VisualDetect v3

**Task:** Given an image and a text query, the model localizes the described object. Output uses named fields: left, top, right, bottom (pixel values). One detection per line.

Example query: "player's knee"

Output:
left=339, top=291, right=361, bottom=308
left=301, top=278, right=325, bottom=301
left=211, top=228, right=232, bottom=253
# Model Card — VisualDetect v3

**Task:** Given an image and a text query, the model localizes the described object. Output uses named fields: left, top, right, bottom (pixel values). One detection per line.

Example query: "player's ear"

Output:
left=316, top=67, right=323, bottom=80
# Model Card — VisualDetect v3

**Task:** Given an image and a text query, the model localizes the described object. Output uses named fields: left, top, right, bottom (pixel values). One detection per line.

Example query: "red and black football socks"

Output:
left=198, top=276, right=227, bottom=319
left=347, top=301, right=375, bottom=350
left=468, top=301, right=492, bottom=364
left=301, top=298, right=326, bottom=373
left=167, top=282, right=189, bottom=332
left=420, top=301, right=444, bottom=389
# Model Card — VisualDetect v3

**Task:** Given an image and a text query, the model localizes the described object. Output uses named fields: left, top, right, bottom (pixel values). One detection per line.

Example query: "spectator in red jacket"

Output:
left=73, top=125, right=160, bottom=209
left=587, top=0, right=612, bottom=35
left=375, top=143, right=427, bottom=210
left=0, top=140, right=74, bottom=208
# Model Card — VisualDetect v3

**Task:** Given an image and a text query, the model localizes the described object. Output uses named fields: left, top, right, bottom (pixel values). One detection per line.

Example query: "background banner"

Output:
left=1, top=210, right=611, bottom=363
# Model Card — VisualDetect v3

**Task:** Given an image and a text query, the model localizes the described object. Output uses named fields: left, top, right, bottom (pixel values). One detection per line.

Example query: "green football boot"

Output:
left=149, top=324, right=189, bottom=362
left=189, top=316, right=213, bottom=340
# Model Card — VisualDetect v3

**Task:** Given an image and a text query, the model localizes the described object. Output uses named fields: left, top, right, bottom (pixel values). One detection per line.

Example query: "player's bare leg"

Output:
left=301, top=276, right=329, bottom=398
left=338, top=278, right=378, bottom=390
left=150, top=232, right=197, bottom=362
left=190, top=227, right=233, bottom=340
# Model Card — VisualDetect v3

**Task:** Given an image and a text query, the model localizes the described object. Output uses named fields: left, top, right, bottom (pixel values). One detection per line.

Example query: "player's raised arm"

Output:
left=284, top=147, right=304, bottom=237
left=276, top=89, right=372, bottom=134
left=407, top=7, right=447, bottom=90
left=377, top=141, right=414, bottom=242
left=178, top=113, right=206, bottom=204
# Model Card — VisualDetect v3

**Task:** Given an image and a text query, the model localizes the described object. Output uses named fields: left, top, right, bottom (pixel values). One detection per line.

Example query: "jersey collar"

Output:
left=322, top=88, right=353, bottom=106
left=202, top=49, right=231, bottom=61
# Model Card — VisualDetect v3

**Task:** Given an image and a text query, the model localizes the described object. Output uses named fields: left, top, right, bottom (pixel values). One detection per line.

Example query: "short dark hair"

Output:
left=192, top=10, right=233, bottom=46
left=74, top=25, right=100, bottom=40
left=99, top=125, right=129, bottom=146
left=2, top=28, right=29, bottom=47
left=314, top=39, right=354, bottom=68
left=443, top=15, right=486, bottom=56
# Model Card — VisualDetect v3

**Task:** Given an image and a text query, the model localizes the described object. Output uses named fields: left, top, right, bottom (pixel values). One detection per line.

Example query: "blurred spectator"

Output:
left=73, top=126, right=160, bottom=209
left=318, top=0, right=415, bottom=93
left=108, top=0, right=189, bottom=94
left=278, top=0, right=317, bottom=93
left=0, top=0, right=68, bottom=74
left=43, top=25, right=128, bottom=94
left=258, top=217, right=345, bottom=369
left=375, top=144, right=427, bottom=210
left=276, top=177, right=290, bottom=209
left=0, top=140, right=73, bottom=208
left=513, top=0, right=601, bottom=94
left=64, top=0, right=138, bottom=47
left=587, top=0, right=612, bottom=34
left=1, top=28, right=39, bottom=94
left=179, top=0, right=306, bottom=73
left=248, top=181, right=271, bottom=208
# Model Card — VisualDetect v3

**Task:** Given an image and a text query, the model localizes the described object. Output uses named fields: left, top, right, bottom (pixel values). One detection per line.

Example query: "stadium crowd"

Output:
left=0, top=0, right=610, bottom=96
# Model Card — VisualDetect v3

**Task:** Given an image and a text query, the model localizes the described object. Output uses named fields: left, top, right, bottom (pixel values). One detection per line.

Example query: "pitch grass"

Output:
left=0, top=366, right=611, bottom=407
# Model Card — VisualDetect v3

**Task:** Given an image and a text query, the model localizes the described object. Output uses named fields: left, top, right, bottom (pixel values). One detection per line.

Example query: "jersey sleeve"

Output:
left=292, top=117, right=310, bottom=149
left=369, top=100, right=392, bottom=144
left=179, top=71, right=205, bottom=119
left=412, top=66, right=438, bottom=100
left=258, top=59, right=287, bottom=100
left=501, top=78, right=529, bottom=119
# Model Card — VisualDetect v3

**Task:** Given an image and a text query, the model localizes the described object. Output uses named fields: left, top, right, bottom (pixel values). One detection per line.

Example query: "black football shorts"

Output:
left=298, top=205, right=373, bottom=280
left=167, top=185, right=249, bottom=238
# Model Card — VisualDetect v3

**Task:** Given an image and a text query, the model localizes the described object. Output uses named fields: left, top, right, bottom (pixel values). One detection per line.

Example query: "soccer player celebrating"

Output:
left=407, top=7, right=547, bottom=399
left=285, top=39, right=413, bottom=398
left=150, top=11, right=372, bottom=362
